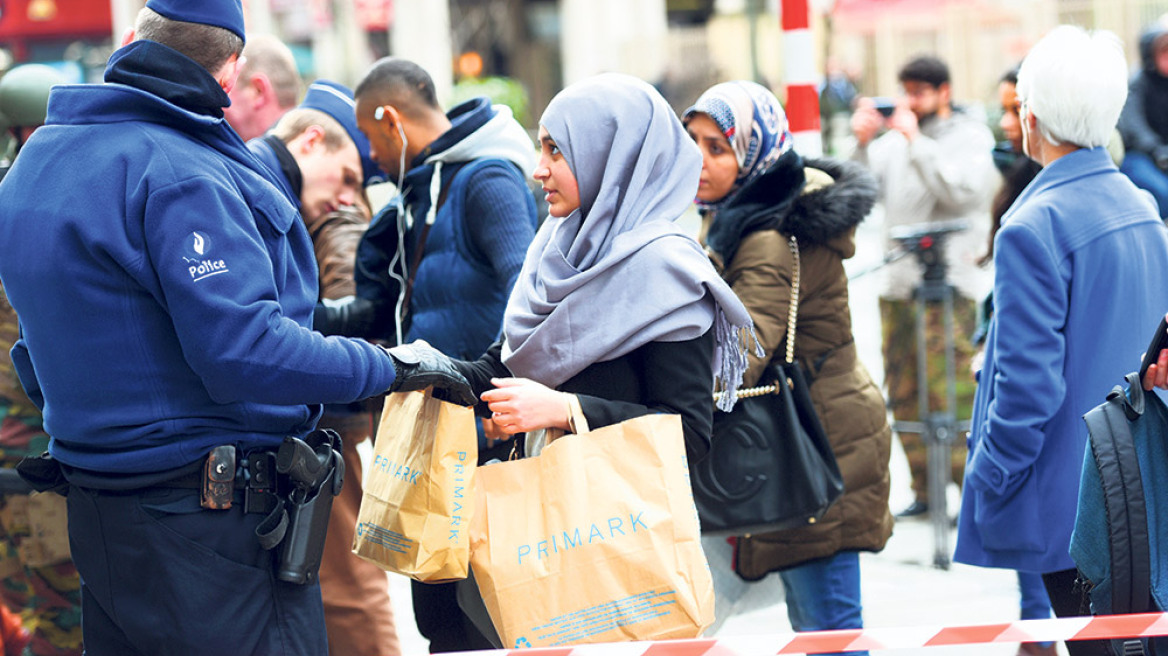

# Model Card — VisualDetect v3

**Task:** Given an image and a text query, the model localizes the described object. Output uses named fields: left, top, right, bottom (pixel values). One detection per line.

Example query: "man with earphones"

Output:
left=316, top=56, right=538, bottom=653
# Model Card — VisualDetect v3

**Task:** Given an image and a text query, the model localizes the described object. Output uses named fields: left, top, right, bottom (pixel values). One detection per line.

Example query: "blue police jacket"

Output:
left=955, top=147, right=1168, bottom=573
left=0, top=41, right=396, bottom=476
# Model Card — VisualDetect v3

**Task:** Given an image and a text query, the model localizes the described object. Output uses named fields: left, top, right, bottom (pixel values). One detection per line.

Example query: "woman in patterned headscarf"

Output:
left=684, top=81, right=892, bottom=653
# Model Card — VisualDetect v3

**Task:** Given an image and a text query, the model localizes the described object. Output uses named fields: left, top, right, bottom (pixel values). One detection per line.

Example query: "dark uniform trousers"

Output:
left=66, top=484, right=327, bottom=656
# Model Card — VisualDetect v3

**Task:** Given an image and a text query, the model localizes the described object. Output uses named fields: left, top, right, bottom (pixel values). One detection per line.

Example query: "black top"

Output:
left=456, top=330, right=715, bottom=463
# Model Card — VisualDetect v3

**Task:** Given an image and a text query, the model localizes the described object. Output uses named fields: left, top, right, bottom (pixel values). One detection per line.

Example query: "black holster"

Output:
left=15, top=452, right=65, bottom=495
left=259, top=429, right=344, bottom=585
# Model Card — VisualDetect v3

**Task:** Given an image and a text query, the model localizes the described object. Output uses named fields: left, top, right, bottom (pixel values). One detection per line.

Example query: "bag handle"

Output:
left=566, top=394, right=590, bottom=434
left=531, top=394, right=591, bottom=457
left=713, top=235, right=801, bottom=402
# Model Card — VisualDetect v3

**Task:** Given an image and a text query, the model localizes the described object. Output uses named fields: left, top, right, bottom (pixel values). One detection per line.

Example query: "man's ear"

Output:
left=294, top=125, right=326, bottom=154
left=250, top=74, right=272, bottom=108
left=216, top=54, right=243, bottom=95
left=378, top=104, right=408, bottom=147
left=120, top=27, right=135, bottom=47
left=938, top=82, right=952, bottom=105
left=371, top=103, right=397, bottom=129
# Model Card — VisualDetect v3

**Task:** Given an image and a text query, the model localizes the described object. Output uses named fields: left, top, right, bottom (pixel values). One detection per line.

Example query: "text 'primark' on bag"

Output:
left=370, top=450, right=471, bottom=491
left=450, top=451, right=469, bottom=541
left=517, top=512, right=648, bottom=565
left=371, top=454, right=422, bottom=485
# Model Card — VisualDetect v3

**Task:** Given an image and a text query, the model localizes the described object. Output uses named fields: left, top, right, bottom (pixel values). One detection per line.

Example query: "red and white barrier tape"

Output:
left=447, top=613, right=1168, bottom=655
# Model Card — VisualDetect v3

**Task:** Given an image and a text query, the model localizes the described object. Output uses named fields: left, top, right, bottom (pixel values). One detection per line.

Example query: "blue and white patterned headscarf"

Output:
left=684, top=80, right=794, bottom=209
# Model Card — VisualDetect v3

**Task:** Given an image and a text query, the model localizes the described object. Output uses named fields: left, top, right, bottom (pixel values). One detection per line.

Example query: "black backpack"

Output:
left=1072, top=372, right=1167, bottom=656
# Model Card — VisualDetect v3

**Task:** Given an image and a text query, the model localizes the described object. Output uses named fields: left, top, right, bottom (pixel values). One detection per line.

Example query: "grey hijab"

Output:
left=501, top=73, right=757, bottom=410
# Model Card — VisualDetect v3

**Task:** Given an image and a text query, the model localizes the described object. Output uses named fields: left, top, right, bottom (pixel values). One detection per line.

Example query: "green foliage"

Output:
left=450, top=76, right=530, bottom=127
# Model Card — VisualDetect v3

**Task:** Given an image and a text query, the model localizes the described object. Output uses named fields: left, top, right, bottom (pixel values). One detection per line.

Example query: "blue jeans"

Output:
left=779, top=550, right=866, bottom=656
left=1019, top=571, right=1054, bottom=649
left=1018, top=570, right=1052, bottom=620
left=1120, top=152, right=1168, bottom=219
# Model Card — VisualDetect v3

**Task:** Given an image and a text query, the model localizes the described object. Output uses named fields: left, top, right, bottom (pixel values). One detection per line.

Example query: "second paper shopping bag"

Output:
left=469, top=412, right=714, bottom=648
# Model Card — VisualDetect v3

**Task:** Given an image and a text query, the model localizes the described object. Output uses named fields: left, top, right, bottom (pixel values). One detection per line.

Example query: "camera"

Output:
left=889, top=220, right=968, bottom=282
left=872, top=97, right=896, bottom=118
left=889, top=219, right=968, bottom=246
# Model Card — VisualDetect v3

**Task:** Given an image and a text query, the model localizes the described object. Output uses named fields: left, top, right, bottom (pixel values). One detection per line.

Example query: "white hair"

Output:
left=1016, top=25, right=1128, bottom=148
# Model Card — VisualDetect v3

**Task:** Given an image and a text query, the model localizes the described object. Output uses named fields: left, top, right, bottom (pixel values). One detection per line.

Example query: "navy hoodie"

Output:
left=0, top=41, right=396, bottom=478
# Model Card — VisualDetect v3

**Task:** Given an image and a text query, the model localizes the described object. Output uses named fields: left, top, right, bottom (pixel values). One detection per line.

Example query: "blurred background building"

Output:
left=0, top=0, right=1163, bottom=136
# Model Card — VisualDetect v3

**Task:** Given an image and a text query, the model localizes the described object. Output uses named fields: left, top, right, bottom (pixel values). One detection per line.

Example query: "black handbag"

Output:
left=692, top=235, right=844, bottom=536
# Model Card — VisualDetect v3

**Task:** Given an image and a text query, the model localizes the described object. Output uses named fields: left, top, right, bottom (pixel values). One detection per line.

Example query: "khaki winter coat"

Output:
left=704, top=154, right=893, bottom=576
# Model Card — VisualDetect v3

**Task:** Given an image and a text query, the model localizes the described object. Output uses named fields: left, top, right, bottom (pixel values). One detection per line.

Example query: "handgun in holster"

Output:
left=265, top=429, right=344, bottom=585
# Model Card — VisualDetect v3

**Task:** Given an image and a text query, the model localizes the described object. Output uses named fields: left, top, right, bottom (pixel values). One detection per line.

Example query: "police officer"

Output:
left=0, top=1, right=472, bottom=654
left=249, top=81, right=402, bottom=656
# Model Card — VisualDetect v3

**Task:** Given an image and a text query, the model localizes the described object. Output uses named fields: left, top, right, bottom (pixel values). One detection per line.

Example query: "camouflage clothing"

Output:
left=0, top=286, right=82, bottom=656
left=880, top=295, right=977, bottom=503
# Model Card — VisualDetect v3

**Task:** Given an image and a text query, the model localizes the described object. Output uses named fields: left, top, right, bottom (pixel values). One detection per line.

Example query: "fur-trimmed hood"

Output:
left=704, top=152, right=877, bottom=263
left=782, top=157, right=877, bottom=249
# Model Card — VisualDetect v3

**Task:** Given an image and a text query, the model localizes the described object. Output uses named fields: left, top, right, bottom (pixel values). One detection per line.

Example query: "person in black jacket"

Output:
left=452, top=73, right=756, bottom=463
left=1118, top=16, right=1168, bottom=219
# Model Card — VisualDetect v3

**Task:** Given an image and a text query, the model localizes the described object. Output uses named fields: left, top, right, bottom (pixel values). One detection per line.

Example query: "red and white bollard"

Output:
left=782, top=0, right=822, bottom=157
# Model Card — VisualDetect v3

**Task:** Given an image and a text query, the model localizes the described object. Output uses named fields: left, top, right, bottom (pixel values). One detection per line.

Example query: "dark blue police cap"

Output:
left=145, top=0, right=247, bottom=43
left=300, top=80, right=385, bottom=186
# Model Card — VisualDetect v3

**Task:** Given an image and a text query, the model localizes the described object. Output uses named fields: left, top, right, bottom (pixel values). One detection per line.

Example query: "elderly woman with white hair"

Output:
left=954, top=26, right=1168, bottom=656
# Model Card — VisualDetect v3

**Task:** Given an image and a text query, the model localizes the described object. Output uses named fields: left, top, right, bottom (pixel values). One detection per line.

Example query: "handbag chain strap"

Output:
left=784, top=235, right=800, bottom=365
left=714, top=236, right=801, bottom=402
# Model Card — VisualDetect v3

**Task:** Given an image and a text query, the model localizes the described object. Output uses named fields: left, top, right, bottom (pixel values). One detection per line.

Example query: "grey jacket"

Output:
left=853, top=108, right=1000, bottom=300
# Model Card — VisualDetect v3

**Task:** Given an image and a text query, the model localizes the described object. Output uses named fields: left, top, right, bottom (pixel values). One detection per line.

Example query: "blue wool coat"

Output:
left=0, top=41, right=396, bottom=477
left=955, top=147, right=1168, bottom=573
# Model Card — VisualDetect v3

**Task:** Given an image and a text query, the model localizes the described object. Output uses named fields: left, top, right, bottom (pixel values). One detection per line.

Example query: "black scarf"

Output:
left=704, top=149, right=805, bottom=265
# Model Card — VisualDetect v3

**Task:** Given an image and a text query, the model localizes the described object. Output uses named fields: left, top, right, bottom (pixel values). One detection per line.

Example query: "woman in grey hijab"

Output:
left=451, top=73, right=756, bottom=461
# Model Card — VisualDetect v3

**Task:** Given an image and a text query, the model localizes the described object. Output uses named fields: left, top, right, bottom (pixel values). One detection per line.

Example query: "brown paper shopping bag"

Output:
left=469, top=413, right=715, bottom=648
left=353, top=387, right=476, bottom=582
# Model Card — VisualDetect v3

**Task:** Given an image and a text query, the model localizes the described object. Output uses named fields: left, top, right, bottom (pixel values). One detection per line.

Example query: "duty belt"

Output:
left=159, top=431, right=344, bottom=585
left=159, top=448, right=280, bottom=515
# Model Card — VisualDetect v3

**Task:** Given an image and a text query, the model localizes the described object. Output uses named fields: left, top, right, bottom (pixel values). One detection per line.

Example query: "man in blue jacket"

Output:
left=955, top=26, right=1168, bottom=656
left=249, top=80, right=402, bottom=656
left=0, top=1, right=471, bottom=654
left=318, top=57, right=538, bottom=652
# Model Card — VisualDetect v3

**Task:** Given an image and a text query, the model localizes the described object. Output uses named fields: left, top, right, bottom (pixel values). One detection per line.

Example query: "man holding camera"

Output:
left=851, top=55, right=999, bottom=519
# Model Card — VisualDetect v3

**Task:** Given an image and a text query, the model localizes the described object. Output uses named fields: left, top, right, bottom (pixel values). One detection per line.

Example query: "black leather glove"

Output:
left=1154, top=144, right=1168, bottom=172
left=385, top=342, right=477, bottom=406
